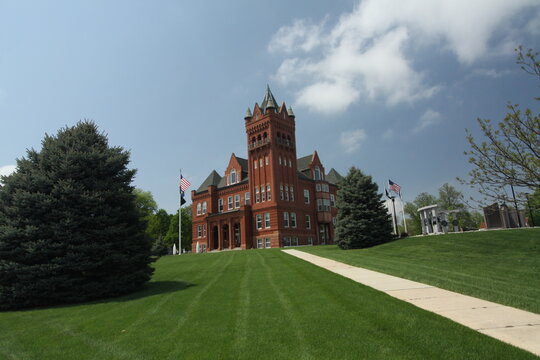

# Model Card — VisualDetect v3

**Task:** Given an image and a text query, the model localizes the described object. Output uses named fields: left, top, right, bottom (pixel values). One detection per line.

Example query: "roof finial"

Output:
left=287, top=106, right=295, bottom=117
left=244, top=107, right=252, bottom=119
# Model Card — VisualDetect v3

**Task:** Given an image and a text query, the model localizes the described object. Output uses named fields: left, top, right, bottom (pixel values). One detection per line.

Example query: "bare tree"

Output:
left=460, top=46, right=540, bottom=204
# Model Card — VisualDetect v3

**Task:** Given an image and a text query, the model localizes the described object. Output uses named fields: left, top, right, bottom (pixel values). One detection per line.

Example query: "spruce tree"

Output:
left=0, top=121, right=153, bottom=310
left=336, top=167, right=393, bottom=249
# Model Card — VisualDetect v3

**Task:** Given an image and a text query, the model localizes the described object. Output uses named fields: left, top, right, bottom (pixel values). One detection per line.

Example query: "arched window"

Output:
left=314, top=166, right=321, bottom=180
left=202, top=201, right=207, bottom=214
left=263, top=132, right=267, bottom=139
left=230, top=169, right=237, bottom=184
left=197, top=203, right=202, bottom=215
left=257, top=134, right=262, bottom=141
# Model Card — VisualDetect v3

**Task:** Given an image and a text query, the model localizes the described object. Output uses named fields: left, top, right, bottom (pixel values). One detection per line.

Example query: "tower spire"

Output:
left=261, top=84, right=277, bottom=113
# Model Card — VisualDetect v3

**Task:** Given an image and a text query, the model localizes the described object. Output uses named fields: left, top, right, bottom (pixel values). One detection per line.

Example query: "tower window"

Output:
left=202, top=201, right=207, bottom=214
left=197, top=203, right=201, bottom=215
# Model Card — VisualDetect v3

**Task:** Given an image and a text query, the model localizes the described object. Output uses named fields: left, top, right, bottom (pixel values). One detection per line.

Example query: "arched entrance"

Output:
left=222, top=224, right=229, bottom=249
left=212, top=226, right=219, bottom=250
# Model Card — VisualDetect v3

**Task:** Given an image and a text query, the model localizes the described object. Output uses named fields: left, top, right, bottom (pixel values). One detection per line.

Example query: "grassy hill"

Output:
left=1, top=242, right=537, bottom=359
left=303, top=228, right=540, bottom=314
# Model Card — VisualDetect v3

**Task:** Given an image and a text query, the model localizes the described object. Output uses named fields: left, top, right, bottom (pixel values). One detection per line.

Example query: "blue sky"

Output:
left=1, top=0, right=539, bottom=214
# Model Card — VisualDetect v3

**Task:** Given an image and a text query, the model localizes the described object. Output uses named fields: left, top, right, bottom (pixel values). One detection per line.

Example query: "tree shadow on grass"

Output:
left=5, top=281, right=194, bottom=312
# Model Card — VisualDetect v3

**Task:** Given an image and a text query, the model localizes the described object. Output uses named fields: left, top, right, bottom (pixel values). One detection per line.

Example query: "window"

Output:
left=323, top=184, right=329, bottom=192
left=265, top=156, right=269, bottom=165
left=285, top=185, right=289, bottom=201
left=308, top=237, right=313, bottom=245
left=256, top=187, right=260, bottom=203
left=218, top=198, right=223, bottom=212
left=288, top=159, right=292, bottom=167
left=245, top=192, right=250, bottom=205
left=305, top=215, right=311, bottom=229
left=265, top=238, right=271, bottom=248
left=314, top=166, right=321, bottom=180
left=264, top=213, right=270, bottom=228
left=257, top=238, right=263, bottom=248
left=317, top=199, right=323, bottom=211
left=291, top=212, right=297, bottom=228
left=261, top=186, right=266, bottom=202
left=330, top=194, right=335, bottom=207
left=267, top=184, right=271, bottom=201
left=203, top=224, right=207, bottom=237
left=283, top=237, right=291, bottom=246
left=279, top=156, right=282, bottom=165
left=333, top=217, right=337, bottom=225
left=290, top=186, right=294, bottom=201
left=316, top=184, right=322, bottom=192
left=228, top=196, right=233, bottom=210
left=283, top=212, right=289, bottom=227
left=292, top=237, right=299, bottom=246
left=230, top=169, right=237, bottom=184
left=254, top=160, right=257, bottom=169
left=202, top=201, right=207, bottom=214
left=256, top=214, right=262, bottom=229
left=280, top=184, right=284, bottom=200
left=324, top=199, right=331, bottom=211
left=197, top=203, right=201, bottom=215
left=260, top=158, right=263, bottom=167
left=235, top=194, right=240, bottom=208
left=197, top=225, right=202, bottom=238
left=304, top=189, right=310, bottom=204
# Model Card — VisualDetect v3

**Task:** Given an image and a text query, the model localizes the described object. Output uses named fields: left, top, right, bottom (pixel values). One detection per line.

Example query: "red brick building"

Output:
left=191, top=87, right=343, bottom=251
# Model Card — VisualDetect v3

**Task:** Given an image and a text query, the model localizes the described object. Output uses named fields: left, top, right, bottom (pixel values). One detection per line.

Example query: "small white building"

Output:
left=418, top=205, right=448, bottom=235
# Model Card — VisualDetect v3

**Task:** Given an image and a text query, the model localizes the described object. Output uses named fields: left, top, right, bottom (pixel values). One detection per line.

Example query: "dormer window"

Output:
left=314, top=166, right=321, bottom=180
left=230, top=169, right=237, bottom=184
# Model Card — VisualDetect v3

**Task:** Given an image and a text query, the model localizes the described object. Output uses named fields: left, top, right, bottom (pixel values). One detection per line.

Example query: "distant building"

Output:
left=191, top=87, right=343, bottom=251
left=483, top=203, right=525, bottom=229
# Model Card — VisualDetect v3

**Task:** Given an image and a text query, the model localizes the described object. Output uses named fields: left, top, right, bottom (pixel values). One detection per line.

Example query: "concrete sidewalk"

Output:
left=283, top=249, right=540, bottom=357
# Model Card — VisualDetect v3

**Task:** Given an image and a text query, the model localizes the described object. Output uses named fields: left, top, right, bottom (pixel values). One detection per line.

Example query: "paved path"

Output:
left=282, top=249, right=540, bottom=357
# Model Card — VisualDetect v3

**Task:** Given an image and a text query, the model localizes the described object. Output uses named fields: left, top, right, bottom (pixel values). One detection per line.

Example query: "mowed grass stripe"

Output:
left=1, top=248, right=538, bottom=359
left=301, top=228, right=540, bottom=314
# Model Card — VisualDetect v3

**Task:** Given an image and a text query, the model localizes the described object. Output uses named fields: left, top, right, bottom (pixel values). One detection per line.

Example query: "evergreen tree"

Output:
left=0, top=121, right=154, bottom=310
left=336, top=167, right=393, bottom=249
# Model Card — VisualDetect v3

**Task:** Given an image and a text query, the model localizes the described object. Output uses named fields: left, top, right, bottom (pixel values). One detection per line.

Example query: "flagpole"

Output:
left=400, top=193, right=408, bottom=234
left=179, top=168, right=182, bottom=255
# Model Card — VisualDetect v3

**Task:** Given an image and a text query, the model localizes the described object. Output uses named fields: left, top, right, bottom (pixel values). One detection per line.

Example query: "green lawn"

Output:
left=1, top=248, right=537, bottom=359
left=302, top=228, right=540, bottom=314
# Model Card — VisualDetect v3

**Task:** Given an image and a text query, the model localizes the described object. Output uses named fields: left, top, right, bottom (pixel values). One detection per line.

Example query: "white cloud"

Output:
left=340, top=129, right=367, bottom=153
left=268, top=19, right=323, bottom=54
left=269, top=0, right=539, bottom=113
left=470, top=68, right=512, bottom=78
left=0, top=165, right=16, bottom=178
left=414, top=109, right=442, bottom=133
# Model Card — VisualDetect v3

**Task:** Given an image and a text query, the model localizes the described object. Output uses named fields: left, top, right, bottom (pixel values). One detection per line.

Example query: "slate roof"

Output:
left=196, top=170, right=222, bottom=193
left=296, top=154, right=312, bottom=172
left=260, top=85, right=278, bottom=114
left=326, top=168, right=344, bottom=185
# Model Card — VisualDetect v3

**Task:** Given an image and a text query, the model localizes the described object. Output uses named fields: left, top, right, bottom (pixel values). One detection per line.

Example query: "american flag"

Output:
left=180, top=175, right=191, bottom=192
left=389, top=179, right=401, bottom=195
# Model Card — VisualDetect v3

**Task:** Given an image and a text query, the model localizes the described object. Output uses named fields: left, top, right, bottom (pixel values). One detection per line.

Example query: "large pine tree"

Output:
left=336, top=167, right=393, bottom=249
left=0, top=121, right=153, bottom=310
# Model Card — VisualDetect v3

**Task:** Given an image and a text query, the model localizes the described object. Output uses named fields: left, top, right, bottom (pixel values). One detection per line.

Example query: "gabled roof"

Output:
left=236, top=156, right=248, bottom=172
left=297, top=171, right=312, bottom=181
left=196, top=170, right=222, bottom=193
left=326, top=168, right=344, bottom=185
left=297, top=155, right=312, bottom=172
